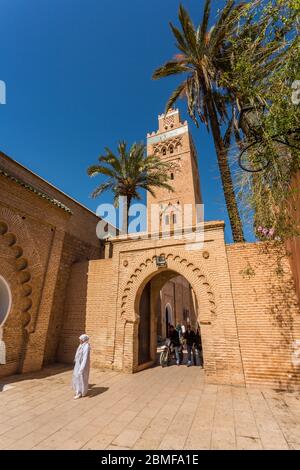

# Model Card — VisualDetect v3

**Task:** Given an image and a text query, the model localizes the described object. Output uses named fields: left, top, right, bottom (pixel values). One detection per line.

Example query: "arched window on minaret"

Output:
left=162, top=147, right=166, bottom=156
left=170, top=173, right=174, bottom=180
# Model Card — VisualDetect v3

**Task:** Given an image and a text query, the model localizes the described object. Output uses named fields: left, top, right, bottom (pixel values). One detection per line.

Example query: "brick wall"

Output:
left=56, top=262, right=89, bottom=363
left=0, top=152, right=102, bottom=377
left=61, top=223, right=245, bottom=385
left=58, top=225, right=300, bottom=389
left=58, top=258, right=118, bottom=368
left=2, top=150, right=300, bottom=389
left=0, top=151, right=100, bottom=245
left=43, top=233, right=102, bottom=364
left=0, top=197, right=58, bottom=377
left=226, top=242, right=300, bottom=389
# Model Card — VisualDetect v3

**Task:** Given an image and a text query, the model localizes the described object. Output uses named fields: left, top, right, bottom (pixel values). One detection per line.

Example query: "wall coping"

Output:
left=0, top=151, right=98, bottom=219
left=105, top=220, right=225, bottom=246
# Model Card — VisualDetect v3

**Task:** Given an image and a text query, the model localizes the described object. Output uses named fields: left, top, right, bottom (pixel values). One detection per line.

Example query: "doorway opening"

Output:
left=137, top=269, right=203, bottom=369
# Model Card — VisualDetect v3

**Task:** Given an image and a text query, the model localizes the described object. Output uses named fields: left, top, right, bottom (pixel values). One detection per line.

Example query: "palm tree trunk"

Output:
left=120, top=196, right=128, bottom=234
left=120, top=195, right=132, bottom=234
left=207, top=98, right=245, bottom=243
left=127, top=195, right=132, bottom=233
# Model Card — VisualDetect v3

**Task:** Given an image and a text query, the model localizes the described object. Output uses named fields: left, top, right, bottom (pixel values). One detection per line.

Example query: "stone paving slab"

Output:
left=0, top=364, right=300, bottom=450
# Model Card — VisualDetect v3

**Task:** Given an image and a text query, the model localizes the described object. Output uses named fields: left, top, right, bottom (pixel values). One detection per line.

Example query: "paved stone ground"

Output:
left=1, top=364, right=300, bottom=450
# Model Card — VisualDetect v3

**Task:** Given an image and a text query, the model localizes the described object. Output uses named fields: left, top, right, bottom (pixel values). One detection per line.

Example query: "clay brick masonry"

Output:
left=0, top=150, right=101, bottom=377
left=1, top=109, right=300, bottom=390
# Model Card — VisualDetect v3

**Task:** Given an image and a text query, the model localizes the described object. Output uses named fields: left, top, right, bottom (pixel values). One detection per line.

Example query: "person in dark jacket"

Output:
left=168, top=325, right=180, bottom=366
left=196, top=327, right=204, bottom=367
left=183, top=324, right=196, bottom=367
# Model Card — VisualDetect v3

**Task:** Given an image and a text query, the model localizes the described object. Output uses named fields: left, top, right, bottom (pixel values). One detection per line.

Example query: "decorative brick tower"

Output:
left=146, top=109, right=202, bottom=232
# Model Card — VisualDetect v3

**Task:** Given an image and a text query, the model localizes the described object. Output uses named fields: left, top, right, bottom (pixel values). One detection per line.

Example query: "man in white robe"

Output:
left=72, top=334, right=90, bottom=399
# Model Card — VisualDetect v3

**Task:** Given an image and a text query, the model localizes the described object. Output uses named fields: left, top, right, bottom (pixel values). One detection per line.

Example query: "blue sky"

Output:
left=0, top=0, right=254, bottom=242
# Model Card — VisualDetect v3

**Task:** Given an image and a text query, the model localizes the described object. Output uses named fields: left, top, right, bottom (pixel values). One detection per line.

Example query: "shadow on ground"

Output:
left=0, top=363, right=72, bottom=391
left=87, top=384, right=109, bottom=398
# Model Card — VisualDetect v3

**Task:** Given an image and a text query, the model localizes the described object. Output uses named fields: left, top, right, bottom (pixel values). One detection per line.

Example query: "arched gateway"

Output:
left=1, top=110, right=300, bottom=390
left=119, top=253, right=216, bottom=373
left=58, top=109, right=300, bottom=390
left=102, top=225, right=247, bottom=386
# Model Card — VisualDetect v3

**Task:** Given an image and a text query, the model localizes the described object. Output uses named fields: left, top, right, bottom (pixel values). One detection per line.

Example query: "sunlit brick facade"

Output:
left=1, top=110, right=300, bottom=389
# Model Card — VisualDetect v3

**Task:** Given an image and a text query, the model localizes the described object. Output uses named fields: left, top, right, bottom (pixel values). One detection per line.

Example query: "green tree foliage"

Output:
left=87, top=141, right=174, bottom=233
left=223, top=0, right=300, bottom=241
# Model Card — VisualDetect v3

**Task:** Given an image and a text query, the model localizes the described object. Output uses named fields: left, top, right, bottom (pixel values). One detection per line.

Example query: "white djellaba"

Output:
left=72, top=334, right=90, bottom=399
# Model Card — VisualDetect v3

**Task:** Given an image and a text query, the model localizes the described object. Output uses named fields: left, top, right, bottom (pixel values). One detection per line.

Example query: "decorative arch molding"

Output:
left=119, top=252, right=217, bottom=324
left=115, top=251, right=220, bottom=374
left=152, top=136, right=183, bottom=158
left=112, top=248, right=245, bottom=383
left=0, top=210, right=43, bottom=334
left=0, top=206, right=43, bottom=268
left=0, top=220, right=33, bottom=332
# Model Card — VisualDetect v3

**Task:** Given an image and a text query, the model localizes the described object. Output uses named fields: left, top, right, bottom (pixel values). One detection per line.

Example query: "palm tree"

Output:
left=87, top=141, right=174, bottom=233
left=152, top=0, right=245, bottom=242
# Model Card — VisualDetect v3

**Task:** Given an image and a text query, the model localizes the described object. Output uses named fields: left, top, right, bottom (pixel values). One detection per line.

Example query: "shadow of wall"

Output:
left=286, top=171, right=300, bottom=302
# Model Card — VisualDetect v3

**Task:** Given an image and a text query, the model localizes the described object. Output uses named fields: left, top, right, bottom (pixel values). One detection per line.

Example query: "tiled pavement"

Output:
left=0, top=364, right=300, bottom=450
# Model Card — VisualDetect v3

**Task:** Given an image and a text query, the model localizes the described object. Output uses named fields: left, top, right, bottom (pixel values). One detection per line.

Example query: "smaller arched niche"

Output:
left=0, top=276, right=11, bottom=326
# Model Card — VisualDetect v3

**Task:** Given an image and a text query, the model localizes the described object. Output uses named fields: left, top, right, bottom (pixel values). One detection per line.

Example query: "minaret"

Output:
left=146, top=109, right=202, bottom=232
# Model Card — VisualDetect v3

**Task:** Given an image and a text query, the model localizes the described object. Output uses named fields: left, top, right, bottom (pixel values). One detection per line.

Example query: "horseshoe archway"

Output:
left=115, top=252, right=222, bottom=378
